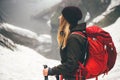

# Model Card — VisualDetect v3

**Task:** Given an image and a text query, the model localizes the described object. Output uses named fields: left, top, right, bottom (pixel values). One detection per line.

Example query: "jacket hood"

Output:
left=70, top=22, right=86, bottom=32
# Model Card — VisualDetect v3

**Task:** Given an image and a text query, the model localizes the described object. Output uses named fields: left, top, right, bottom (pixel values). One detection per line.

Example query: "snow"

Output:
left=0, top=45, right=60, bottom=80
left=2, top=23, right=52, bottom=44
left=0, top=18, right=120, bottom=80
left=38, top=34, right=52, bottom=43
left=108, top=0, right=120, bottom=9
left=1, top=23, right=38, bottom=39
left=1, top=23, right=52, bottom=44
left=0, top=0, right=120, bottom=80
left=89, top=0, right=120, bottom=26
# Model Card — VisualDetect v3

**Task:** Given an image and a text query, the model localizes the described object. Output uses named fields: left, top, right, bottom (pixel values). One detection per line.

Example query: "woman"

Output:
left=43, top=6, right=87, bottom=80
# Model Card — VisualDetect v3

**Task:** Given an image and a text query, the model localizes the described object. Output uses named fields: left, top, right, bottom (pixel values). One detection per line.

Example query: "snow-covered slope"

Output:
left=0, top=44, right=60, bottom=80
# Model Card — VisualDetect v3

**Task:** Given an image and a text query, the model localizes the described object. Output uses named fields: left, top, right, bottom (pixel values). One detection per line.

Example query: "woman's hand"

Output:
left=43, top=68, right=48, bottom=76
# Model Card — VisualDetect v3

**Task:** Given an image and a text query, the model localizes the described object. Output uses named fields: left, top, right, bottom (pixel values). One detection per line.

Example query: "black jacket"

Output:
left=48, top=23, right=87, bottom=78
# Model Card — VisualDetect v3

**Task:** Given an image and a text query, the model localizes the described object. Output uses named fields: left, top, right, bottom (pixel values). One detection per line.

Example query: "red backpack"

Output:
left=60, top=25, right=117, bottom=80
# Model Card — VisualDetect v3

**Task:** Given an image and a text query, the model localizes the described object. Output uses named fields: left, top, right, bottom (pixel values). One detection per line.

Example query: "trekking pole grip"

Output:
left=43, top=65, right=48, bottom=80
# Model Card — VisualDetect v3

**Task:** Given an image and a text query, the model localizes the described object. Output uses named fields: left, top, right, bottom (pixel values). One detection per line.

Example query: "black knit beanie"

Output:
left=62, top=6, right=82, bottom=26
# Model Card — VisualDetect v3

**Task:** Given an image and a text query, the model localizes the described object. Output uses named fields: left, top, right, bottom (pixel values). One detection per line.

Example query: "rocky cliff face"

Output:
left=0, top=23, right=54, bottom=60
left=0, top=33, right=16, bottom=51
left=0, top=23, right=40, bottom=50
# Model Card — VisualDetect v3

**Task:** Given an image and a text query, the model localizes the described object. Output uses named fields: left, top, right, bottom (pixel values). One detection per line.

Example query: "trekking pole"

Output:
left=55, top=75, right=59, bottom=80
left=43, top=65, right=48, bottom=80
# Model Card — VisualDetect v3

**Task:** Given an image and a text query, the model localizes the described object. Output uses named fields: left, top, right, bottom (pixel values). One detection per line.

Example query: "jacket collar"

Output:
left=70, top=22, right=86, bottom=32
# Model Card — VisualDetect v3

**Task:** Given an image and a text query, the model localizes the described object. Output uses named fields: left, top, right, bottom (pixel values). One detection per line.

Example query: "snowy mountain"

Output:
left=0, top=0, right=120, bottom=80
left=0, top=23, right=59, bottom=80
left=0, top=23, right=52, bottom=55
left=0, top=17, right=120, bottom=80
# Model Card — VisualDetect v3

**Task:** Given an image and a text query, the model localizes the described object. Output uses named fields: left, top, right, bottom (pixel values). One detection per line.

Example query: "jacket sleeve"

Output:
left=48, top=34, right=84, bottom=75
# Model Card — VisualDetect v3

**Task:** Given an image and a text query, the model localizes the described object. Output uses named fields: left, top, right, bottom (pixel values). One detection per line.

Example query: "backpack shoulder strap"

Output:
left=72, top=31, right=88, bottom=66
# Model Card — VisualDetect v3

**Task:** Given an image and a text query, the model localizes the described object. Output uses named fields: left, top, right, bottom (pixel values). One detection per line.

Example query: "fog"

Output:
left=0, top=0, right=61, bottom=34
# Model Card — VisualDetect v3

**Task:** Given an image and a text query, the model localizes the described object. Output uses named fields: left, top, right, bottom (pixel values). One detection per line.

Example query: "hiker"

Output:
left=43, top=6, right=87, bottom=80
left=49, top=0, right=111, bottom=60
left=49, top=0, right=85, bottom=60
